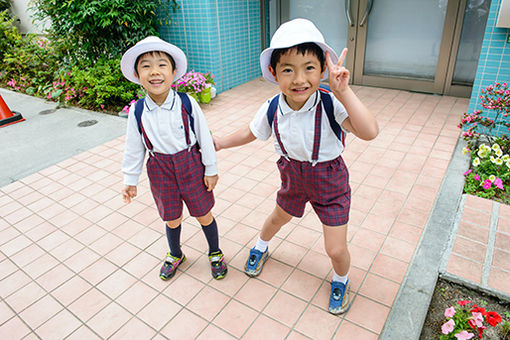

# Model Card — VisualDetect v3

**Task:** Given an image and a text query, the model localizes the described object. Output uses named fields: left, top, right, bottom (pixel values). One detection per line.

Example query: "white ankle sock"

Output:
left=332, top=271, right=349, bottom=284
left=254, top=236, right=269, bottom=252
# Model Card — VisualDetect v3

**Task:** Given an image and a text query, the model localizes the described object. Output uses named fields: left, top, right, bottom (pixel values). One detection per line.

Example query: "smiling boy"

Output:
left=121, top=36, right=227, bottom=281
left=214, top=19, right=378, bottom=314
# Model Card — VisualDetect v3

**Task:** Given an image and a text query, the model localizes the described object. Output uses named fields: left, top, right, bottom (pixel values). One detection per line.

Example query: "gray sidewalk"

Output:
left=0, top=88, right=126, bottom=187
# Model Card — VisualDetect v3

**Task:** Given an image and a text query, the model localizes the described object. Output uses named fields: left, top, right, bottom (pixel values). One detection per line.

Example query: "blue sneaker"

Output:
left=244, top=247, right=269, bottom=277
left=329, top=280, right=351, bottom=315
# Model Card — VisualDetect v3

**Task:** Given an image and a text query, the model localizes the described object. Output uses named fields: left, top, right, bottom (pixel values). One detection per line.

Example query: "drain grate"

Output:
left=77, top=120, right=98, bottom=127
left=39, top=109, right=57, bottom=115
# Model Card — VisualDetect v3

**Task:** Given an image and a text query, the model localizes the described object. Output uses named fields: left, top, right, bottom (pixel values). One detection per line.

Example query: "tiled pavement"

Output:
left=0, top=78, right=494, bottom=339
left=441, top=194, right=510, bottom=298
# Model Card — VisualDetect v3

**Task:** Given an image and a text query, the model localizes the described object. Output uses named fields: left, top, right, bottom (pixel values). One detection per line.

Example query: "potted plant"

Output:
left=172, top=70, right=215, bottom=104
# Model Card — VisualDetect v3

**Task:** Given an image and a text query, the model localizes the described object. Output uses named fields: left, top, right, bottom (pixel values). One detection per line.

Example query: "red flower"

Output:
left=477, top=325, right=486, bottom=339
left=468, top=319, right=476, bottom=330
left=486, top=311, right=502, bottom=326
left=470, top=305, right=487, bottom=316
left=457, top=300, right=472, bottom=306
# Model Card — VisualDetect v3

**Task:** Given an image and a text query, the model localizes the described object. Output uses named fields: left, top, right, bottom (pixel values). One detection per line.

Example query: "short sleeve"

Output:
left=249, top=96, right=276, bottom=141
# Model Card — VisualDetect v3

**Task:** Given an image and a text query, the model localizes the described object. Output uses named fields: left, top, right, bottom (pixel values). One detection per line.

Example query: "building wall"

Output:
left=10, top=0, right=49, bottom=34
left=468, top=0, right=510, bottom=136
left=159, top=0, right=262, bottom=93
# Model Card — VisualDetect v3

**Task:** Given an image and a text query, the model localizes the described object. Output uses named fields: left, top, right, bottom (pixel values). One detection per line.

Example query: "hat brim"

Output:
left=260, top=42, right=339, bottom=84
left=121, top=41, right=187, bottom=85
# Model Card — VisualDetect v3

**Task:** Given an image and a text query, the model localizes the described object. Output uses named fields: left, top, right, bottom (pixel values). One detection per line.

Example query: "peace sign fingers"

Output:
left=326, top=48, right=350, bottom=93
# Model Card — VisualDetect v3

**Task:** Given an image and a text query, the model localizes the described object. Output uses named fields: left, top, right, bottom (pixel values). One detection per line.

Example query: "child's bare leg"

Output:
left=259, top=204, right=293, bottom=241
left=195, top=211, right=213, bottom=226
left=166, top=216, right=183, bottom=229
left=323, top=224, right=350, bottom=276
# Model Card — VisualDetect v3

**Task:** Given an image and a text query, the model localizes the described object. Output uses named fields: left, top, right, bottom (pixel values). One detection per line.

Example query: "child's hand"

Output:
left=122, top=185, right=137, bottom=203
left=326, top=48, right=350, bottom=95
left=212, top=135, right=222, bottom=151
left=204, top=175, right=218, bottom=191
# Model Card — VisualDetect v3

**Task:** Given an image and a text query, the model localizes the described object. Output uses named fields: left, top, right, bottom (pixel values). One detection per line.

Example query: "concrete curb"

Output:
left=379, top=137, right=470, bottom=340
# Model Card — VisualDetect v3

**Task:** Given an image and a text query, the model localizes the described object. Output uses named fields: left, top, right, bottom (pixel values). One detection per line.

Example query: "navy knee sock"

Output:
left=201, top=218, right=220, bottom=255
left=166, top=224, right=183, bottom=258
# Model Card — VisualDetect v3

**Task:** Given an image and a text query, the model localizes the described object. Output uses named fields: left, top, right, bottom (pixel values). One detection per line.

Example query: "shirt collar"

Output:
left=278, top=90, right=319, bottom=115
left=144, top=90, right=176, bottom=111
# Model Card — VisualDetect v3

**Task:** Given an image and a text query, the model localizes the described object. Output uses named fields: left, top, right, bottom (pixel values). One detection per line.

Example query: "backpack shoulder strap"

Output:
left=319, top=90, right=344, bottom=145
left=266, top=94, right=280, bottom=127
left=176, top=92, right=195, bottom=134
left=134, top=98, right=145, bottom=134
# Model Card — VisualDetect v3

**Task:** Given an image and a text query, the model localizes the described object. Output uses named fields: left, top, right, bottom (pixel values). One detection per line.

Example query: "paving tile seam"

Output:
left=482, top=202, right=499, bottom=287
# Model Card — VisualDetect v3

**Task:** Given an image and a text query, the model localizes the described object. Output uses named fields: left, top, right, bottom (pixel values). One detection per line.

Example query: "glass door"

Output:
left=277, top=0, right=490, bottom=96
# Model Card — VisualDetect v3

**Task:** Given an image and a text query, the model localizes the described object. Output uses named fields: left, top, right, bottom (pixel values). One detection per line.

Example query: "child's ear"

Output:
left=268, top=65, right=278, bottom=82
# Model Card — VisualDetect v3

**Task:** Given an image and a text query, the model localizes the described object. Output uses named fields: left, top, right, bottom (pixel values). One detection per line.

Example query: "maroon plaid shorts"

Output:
left=146, top=145, right=214, bottom=221
left=276, top=155, right=351, bottom=226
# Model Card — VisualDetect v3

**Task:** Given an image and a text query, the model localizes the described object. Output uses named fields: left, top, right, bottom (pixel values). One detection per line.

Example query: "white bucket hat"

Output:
left=260, top=18, right=339, bottom=84
left=120, top=36, right=187, bottom=85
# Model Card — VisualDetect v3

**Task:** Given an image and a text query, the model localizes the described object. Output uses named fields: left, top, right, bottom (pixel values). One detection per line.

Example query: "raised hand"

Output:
left=326, top=48, right=350, bottom=94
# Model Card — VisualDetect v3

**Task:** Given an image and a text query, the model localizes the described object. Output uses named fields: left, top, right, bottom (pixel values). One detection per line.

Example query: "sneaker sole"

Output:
left=244, top=251, right=268, bottom=277
left=159, top=255, right=186, bottom=281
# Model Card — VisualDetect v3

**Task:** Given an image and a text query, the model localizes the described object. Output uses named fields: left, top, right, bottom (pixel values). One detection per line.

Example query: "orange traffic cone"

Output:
left=0, top=94, right=24, bottom=127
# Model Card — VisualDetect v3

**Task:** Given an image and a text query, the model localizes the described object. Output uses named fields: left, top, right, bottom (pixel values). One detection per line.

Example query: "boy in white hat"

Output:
left=120, top=36, right=227, bottom=281
left=214, top=19, right=378, bottom=314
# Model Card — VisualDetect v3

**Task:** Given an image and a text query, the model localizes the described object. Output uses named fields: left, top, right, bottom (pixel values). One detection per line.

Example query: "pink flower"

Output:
left=483, top=179, right=492, bottom=190
left=464, top=169, right=472, bottom=176
left=445, top=306, right=456, bottom=318
left=494, top=177, right=504, bottom=189
left=454, top=331, right=474, bottom=340
left=441, top=319, right=455, bottom=334
left=471, top=311, right=484, bottom=328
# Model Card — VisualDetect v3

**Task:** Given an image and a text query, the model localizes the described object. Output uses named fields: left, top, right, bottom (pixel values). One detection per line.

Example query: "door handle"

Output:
left=359, top=0, right=374, bottom=26
left=345, top=0, right=354, bottom=26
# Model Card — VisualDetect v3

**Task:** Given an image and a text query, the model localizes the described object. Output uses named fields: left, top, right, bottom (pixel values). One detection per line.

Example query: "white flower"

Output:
left=492, top=143, right=501, bottom=151
left=473, top=157, right=481, bottom=166
left=496, top=158, right=503, bottom=165
left=503, top=154, right=510, bottom=162
left=496, top=149, right=503, bottom=157
left=490, top=156, right=497, bottom=163
left=507, top=160, right=510, bottom=168
left=489, top=175, right=496, bottom=182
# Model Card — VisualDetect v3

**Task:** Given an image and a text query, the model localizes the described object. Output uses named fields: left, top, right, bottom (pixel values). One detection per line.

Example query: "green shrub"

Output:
left=0, top=10, right=19, bottom=62
left=67, top=57, right=143, bottom=112
left=31, top=0, right=176, bottom=61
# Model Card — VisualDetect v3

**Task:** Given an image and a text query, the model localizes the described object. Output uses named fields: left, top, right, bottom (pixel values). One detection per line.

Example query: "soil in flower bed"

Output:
left=420, top=277, right=510, bottom=339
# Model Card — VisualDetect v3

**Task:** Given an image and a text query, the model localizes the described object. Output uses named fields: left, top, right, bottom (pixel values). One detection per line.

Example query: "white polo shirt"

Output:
left=249, top=91, right=349, bottom=162
left=122, top=91, right=217, bottom=186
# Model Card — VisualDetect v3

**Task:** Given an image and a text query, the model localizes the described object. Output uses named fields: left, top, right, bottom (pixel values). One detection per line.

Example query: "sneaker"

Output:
left=244, top=247, right=269, bottom=277
left=328, top=280, right=351, bottom=315
left=209, top=251, right=228, bottom=280
left=159, top=252, right=186, bottom=280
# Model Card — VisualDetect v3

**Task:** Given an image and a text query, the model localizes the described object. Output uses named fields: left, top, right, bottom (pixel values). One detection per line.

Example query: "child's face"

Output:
left=269, top=48, right=325, bottom=111
left=135, top=52, right=176, bottom=105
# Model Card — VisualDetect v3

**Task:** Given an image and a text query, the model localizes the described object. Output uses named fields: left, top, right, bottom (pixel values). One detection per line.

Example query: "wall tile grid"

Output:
left=468, top=0, right=510, bottom=137
left=159, top=0, right=262, bottom=93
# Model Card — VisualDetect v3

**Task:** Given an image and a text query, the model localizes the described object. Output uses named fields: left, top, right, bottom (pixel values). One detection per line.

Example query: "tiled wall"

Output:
left=468, top=0, right=510, bottom=137
left=158, top=0, right=262, bottom=93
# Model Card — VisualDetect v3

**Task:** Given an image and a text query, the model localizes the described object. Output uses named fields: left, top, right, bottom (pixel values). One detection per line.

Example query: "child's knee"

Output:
left=196, top=211, right=213, bottom=226
left=166, top=217, right=183, bottom=228
left=325, top=244, right=349, bottom=260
